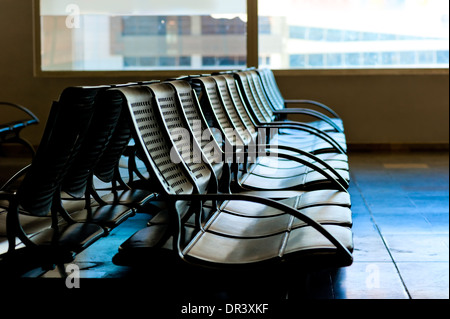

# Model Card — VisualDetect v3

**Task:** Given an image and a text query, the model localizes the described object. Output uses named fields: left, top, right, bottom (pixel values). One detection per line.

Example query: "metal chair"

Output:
left=257, top=68, right=345, bottom=133
left=171, top=78, right=349, bottom=193
left=234, top=71, right=348, bottom=155
left=111, top=84, right=353, bottom=271
left=0, top=87, right=107, bottom=273
left=218, top=73, right=349, bottom=166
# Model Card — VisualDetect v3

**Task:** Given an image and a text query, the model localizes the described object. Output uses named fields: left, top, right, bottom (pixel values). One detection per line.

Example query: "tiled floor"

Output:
left=1, top=151, right=449, bottom=303
left=345, top=152, right=449, bottom=300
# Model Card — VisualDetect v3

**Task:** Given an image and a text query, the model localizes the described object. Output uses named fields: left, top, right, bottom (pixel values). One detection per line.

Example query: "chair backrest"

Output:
left=146, top=82, right=214, bottom=194
left=91, top=82, right=160, bottom=186
left=234, top=72, right=271, bottom=125
left=62, top=88, right=124, bottom=198
left=212, top=75, right=261, bottom=142
left=233, top=72, right=272, bottom=124
left=261, top=68, right=286, bottom=108
left=218, top=74, right=260, bottom=138
left=256, top=69, right=284, bottom=111
left=93, top=92, right=134, bottom=184
left=191, top=76, right=247, bottom=149
left=211, top=75, right=256, bottom=142
left=244, top=70, right=276, bottom=121
left=114, top=86, right=195, bottom=198
left=167, top=80, right=224, bottom=175
left=247, top=70, right=279, bottom=116
left=17, top=86, right=100, bottom=216
left=216, top=73, right=276, bottom=150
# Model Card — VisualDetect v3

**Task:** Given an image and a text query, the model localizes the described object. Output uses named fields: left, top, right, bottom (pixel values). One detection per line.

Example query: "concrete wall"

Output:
left=276, top=71, right=449, bottom=147
left=0, top=0, right=448, bottom=149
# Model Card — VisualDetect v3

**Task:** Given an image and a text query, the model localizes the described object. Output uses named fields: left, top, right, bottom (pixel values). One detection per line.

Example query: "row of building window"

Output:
left=289, top=25, right=441, bottom=42
left=124, top=56, right=192, bottom=67
left=290, top=50, right=450, bottom=68
left=124, top=50, right=449, bottom=69
left=121, top=16, right=246, bottom=36
left=120, top=15, right=443, bottom=43
left=124, top=56, right=247, bottom=68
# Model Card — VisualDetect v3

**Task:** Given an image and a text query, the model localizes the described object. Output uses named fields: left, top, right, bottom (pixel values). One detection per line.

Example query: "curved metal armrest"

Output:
left=258, top=144, right=349, bottom=189
left=0, top=164, right=31, bottom=191
left=171, top=193, right=353, bottom=262
left=271, top=109, right=343, bottom=133
left=258, top=123, right=347, bottom=155
left=0, top=102, right=40, bottom=124
left=284, top=99, right=341, bottom=119
left=240, top=149, right=348, bottom=192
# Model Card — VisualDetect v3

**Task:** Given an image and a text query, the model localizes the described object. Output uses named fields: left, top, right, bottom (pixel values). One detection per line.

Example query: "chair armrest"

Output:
left=0, top=102, right=40, bottom=124
left=235, top=149, right=348, bottom=192
left=0, top=164, right=31, bottom=191
left=272, top=109, right=343, bottom=133
left=257, top=144, right=349, bottom=189
left=284, top=99, right=341, bottom=119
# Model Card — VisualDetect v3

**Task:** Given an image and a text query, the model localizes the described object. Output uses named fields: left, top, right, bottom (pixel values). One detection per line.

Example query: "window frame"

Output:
left=33, top=0, right=449, bottom=78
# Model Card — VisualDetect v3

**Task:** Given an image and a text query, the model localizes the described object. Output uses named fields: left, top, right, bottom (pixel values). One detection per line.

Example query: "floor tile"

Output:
left=352, top=235, right=393, bottom=263
left=333, top=262, right=409, bottom=299
left=396, top=262, right=449, bottom=299
left=351, top=214, right=393, bottom=263
left=423, top=213, right=450, bottom=234
left=384, top=234, right=449, bottom=262
left=374, top=213, right=434, bottom=235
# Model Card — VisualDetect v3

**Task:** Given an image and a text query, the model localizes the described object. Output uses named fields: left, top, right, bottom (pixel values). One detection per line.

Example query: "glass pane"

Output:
left=259, top=0, right=449, bottom=69
left=40, top=0, right=247, bottom=71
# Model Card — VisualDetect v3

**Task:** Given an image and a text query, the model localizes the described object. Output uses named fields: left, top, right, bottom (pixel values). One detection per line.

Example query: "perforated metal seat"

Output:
left=112, top=84, right=353, bottom=270
left=149, top=80, right=351, bottom=218
left=170, top=78, right=349, bottom=192
left=256, top=68, right=346, bottom=134
left=249, top=70, right=346, bottom=138
left=216, top=73, right=349, bottom=165
left=207, top=74, right=349, bottom=169
left=234, top=71, right=348, bottom=155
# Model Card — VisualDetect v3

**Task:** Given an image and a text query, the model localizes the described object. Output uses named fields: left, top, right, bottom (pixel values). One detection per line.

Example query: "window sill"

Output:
left=273, top=68, right=449, bottom=77
left=33, top=69, right=234, bottom=79
left=33, top=67, right=448, bottom=79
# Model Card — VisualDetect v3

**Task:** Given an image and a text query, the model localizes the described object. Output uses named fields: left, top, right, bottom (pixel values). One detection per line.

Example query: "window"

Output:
left=259, top=0, right=449, bottom=69
left=39, top=0, right=246, bottom=71
left=201, top=16, right=246, bottom=35
left=121, top=16, right=192, bottom=36
left=202, top=56, right=246, bottom=67
left=38, top=0, right=449, bottom=73
left=123, top=56, right=192, bottom=69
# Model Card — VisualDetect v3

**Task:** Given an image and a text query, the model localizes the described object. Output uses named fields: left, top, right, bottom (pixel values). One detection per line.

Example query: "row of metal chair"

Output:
left=0, top=83, right=156, bottom=274
left=0, top=69, right=353, bottom=276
